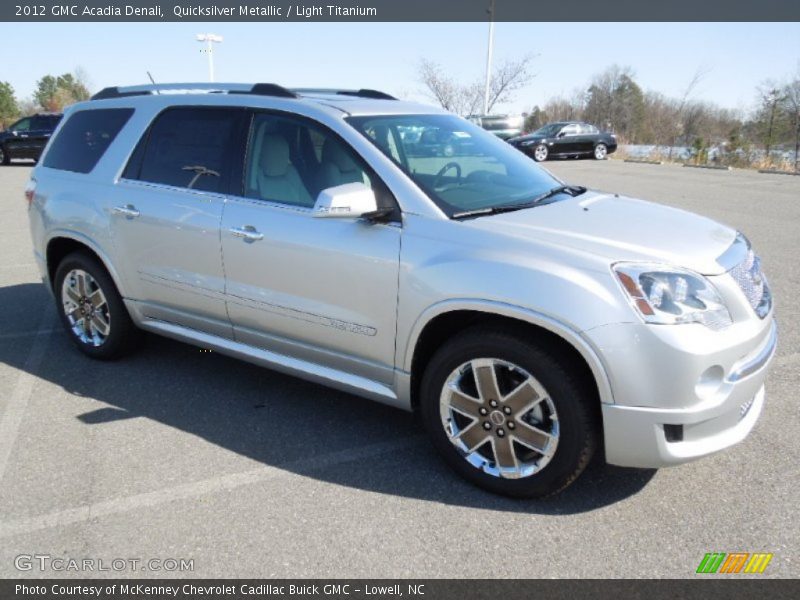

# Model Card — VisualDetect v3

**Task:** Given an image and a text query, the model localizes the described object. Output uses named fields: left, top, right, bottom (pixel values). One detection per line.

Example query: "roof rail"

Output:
left=91, top=83, right=298, bottom=101
left=292, top=88, right=397, bottom=100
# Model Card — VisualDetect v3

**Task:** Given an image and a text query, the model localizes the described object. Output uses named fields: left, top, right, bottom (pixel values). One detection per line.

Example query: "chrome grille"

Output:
left=729, top=246, right=771, bottom=318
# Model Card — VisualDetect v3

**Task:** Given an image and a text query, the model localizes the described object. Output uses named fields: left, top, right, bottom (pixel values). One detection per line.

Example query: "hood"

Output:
left=469, top=191, right=736, bottom=275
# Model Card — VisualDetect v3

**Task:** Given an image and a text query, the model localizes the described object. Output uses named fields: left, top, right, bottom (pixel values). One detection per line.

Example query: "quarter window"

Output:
left=134, top=108, right=241, bottom=193
left=43, top=108, right=133, bottom=174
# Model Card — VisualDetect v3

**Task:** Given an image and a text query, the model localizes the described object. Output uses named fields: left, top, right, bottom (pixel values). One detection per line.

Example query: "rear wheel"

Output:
left=0, top=145, right=9, bottom=165
left=420, top=326, right=598, bottom=498
left=533, top=144, right=548, bottom=162
left=594, top=143, right=608, bottom=160
left=54, top=251, right=140, bottom=359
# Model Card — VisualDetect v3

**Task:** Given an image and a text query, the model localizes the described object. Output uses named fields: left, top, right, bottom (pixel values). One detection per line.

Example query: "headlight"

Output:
left=613, top=263, right=732, bottom=330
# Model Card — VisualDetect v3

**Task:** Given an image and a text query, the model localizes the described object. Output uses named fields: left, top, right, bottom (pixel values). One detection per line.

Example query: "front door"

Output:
left=220, top=111, right=401, bottom=383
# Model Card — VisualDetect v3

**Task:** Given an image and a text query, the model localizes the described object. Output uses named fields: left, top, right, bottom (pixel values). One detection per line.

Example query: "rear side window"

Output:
left=131, top=107, right=241, bottom=193
left=43, top=108, right=133, bottom=174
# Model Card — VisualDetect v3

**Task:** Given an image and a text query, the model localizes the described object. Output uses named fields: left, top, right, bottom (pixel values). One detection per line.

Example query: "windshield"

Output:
left=347, top=114, right=561, bottom=217
left=533, top=123, right=563, bottom=137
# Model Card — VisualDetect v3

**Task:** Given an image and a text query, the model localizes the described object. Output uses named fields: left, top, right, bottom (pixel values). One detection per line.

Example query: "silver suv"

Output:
left=26, top=83, right=777, bottom=497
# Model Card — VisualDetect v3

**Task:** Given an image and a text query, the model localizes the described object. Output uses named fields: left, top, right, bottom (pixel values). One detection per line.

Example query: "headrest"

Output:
left=322, top=138, right=358, bottom=173
left=260, top=134, right=290, bottom=177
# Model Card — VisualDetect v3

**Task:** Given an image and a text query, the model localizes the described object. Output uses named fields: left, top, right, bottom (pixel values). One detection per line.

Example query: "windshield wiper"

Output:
left=451, top=185, right=586, bottom=220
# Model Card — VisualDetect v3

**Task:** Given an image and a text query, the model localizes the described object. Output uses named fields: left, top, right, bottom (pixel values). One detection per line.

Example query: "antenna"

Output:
left=146, top=71, right=159, bottom=94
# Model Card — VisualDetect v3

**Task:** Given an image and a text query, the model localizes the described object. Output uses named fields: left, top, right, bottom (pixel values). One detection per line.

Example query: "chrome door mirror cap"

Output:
left=312, top=182, right=378, bottom=219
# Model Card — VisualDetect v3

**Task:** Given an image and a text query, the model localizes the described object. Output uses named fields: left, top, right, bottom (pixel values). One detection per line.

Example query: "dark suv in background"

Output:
left=0, top=113, right=62, bottom=164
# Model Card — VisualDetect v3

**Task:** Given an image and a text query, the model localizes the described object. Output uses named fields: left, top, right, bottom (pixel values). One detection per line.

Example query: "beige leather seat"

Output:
left=320, top=138, right=366, bottom=189
left=251, top=132, right=313, bottom=207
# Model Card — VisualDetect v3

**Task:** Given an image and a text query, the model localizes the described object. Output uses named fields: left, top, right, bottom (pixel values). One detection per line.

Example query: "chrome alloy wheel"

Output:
left=533, top=145, right=548, bottom=162
left=61, top=269, right=111, bottom=347
left=439, top=358, right=559, bottom=479
left=594, top=144, right=607, bottom=160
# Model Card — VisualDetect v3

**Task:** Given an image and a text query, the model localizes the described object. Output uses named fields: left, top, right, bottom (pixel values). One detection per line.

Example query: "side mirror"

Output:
left=312, top=182, right=379, bottom=219
left=557, top=131, right=566, bottom=138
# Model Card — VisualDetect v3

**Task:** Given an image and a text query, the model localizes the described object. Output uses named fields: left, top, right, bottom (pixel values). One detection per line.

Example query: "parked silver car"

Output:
left=26, top=83, right=776, bottom=497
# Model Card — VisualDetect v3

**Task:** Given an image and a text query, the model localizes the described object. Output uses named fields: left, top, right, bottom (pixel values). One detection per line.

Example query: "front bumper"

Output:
left=591, top=318, right=777, bottom=468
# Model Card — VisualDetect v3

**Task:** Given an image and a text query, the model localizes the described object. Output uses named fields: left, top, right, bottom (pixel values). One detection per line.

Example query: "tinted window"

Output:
left=561, top=124, right=579, bottom=136
left=135, top=108, right=240, bottom=193
left=245, top=112, right=374, bottom=209
left=43, top=108, right=133, bottom=174
left=12, top=118, right=31, bottom=132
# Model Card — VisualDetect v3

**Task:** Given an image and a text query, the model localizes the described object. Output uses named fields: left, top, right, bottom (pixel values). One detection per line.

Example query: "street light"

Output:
left=483, top=0, right=496, bottom=115
left=196, top=33, right=223, bottom=82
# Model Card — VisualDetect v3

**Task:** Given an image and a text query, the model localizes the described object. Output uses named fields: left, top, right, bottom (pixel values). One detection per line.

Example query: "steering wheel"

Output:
left=433, top=162, right=462, bottom=189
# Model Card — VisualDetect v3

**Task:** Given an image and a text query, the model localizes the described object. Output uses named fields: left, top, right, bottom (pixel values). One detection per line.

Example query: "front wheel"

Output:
left=533, top=144, right=548, bottom=162
left=594, top=143, right=608, bottom=160
left=420, top=326, right=599, bottom=498
left=54, top=251, right=141, bottom=359
left=0, top=145, right=9, bottom=165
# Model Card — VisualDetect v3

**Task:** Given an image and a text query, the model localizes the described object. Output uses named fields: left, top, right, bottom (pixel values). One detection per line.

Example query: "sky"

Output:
left=2, top=22, right=799, bottom=115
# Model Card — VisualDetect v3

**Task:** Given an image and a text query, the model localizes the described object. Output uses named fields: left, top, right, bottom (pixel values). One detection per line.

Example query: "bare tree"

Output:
left=418, top=59, right=481, bottom=116
left=418, top=55, right=535, bottom=116
left=668, top=67, right=710, bottom=159
left=781, top=73, right=800, bottom=171
left=755, top=84, right=788, bottom=161
left=485, top=55, right=536, bottom=113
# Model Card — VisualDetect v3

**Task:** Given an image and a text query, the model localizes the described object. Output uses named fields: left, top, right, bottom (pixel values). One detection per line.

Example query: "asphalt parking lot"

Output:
left=0, top=159, right=797, bottom=579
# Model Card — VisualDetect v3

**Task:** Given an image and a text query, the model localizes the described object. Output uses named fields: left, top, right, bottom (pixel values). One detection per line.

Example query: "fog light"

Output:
left=695, top=365, right=724, bottom=400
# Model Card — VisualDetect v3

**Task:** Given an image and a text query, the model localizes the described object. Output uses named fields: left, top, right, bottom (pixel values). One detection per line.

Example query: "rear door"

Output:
left=110, top=106, right=246, bottom=338
left=29, top=116, right=53, bottom=158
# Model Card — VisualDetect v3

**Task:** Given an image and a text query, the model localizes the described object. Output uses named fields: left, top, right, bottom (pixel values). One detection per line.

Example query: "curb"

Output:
left=624, top=159, right=663, bottom=165
left=758, top=169, right=800, bottom=176
left=682, top=164, right=731, bottom=171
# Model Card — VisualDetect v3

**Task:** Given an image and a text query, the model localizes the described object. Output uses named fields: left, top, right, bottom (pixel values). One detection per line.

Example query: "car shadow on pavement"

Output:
left=0, top=282, right=656, bottom=515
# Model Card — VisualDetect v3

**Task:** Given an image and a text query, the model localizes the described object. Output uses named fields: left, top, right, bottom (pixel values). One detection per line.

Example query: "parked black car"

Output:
left=0, top=113, right=62, bottom=165
left=508, top=121, right=617, bottom=162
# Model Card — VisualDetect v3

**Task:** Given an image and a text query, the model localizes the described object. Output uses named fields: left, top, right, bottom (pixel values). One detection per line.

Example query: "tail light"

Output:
left=24, top=179, right=36, bottom=207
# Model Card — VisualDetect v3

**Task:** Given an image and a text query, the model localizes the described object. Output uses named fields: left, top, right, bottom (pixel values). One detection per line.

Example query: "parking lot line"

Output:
left=0, top=305, right=55, bottom=485
left=0, top=434, right=422, bottom=539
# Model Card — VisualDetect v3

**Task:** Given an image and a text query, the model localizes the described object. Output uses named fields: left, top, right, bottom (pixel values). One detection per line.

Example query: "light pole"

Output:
left=483, top=0, right=496, bottom=115
left=196, top=33, right=223, bottom=82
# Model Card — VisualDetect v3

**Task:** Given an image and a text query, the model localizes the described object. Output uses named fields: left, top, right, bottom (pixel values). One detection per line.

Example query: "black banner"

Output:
left=2, top=580, right=800, bottom=600
left=3, top=0, right=800, bottom=22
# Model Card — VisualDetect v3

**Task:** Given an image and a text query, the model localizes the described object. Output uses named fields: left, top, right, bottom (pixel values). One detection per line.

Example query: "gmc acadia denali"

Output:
left=26, top=83, right=777, bottom=497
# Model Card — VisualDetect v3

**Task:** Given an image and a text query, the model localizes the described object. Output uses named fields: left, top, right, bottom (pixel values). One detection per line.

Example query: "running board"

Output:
left=139, top=320, right=404, bottom=409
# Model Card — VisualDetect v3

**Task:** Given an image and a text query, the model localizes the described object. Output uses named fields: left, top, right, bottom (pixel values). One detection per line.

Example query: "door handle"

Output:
left=229, top=225, right=264, bottom=243
left=112, top=204, right=141, bottom=219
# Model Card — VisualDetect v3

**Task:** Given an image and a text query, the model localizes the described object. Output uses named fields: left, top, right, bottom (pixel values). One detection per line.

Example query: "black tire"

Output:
left=532, top=144, right=548, bottom=162
left=53, top=251, right=141, bottom=360
left=0, top=145, right=9, bottom=165
left=420, top=326, right=599, bottom=498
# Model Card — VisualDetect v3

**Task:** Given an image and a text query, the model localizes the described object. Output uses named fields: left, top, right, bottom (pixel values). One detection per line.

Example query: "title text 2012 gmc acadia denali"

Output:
left=26, top=83, right=777, bottom=497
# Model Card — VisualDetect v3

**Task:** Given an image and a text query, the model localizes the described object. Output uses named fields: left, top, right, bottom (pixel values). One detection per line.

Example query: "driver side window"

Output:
left=244, top=113, right=375, bottom=209
left=12, top=118, right=31, bottom=132
left=560, top=124, right=579, bottom=136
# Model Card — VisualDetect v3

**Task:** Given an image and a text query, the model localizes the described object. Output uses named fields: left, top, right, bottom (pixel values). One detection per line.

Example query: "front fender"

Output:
left=400, top=298, right=615, bottom=406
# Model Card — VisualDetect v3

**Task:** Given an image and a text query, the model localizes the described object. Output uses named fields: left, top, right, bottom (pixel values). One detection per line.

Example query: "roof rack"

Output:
left=291, top=88, right=397, bottom=100
left=91, top=83, right=299, bottom=101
